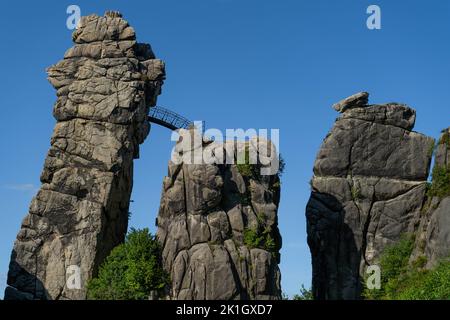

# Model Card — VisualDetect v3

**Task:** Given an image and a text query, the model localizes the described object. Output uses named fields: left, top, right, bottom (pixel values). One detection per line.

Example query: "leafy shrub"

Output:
left=363, top=234, right=414, bottom=299
left=380, top=235, right=414, bottom=283
left=363, top=234, right=450, bottom=300
left=243, top=227, right=265, bottom=249
left=243, top=226, right=277, bottom=252
left=264, top=233, right=277, bottom=252
left=426, top=131, right=450, bottom=198
left=87, top=228, right=169, bottom=300
left=237, top=162, right=255, bottom=178
left=236, top=146, right=285, bottom=178
left=236, top=146, right=257, bottom=178
left=427, top=165, right=450, bottom=198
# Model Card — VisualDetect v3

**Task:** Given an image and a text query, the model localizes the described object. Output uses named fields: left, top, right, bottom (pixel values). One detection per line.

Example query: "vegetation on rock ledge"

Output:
left=427, top=165, right=450, bottom=199
left=426, top=131, right=450, bottom=199
left=243, top=226, right=277, bottom=252
left=236, top=145, right=285, bottom=179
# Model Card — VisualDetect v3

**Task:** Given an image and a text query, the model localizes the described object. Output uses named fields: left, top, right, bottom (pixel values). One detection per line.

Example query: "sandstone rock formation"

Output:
left=306, top=92, right=435, bottom=299
left=156, top=129, right=282, bottom=299
left=5, top=11, right=165, bottom=300
left=332, top=92, right=369, bottom=113
left=412, top=128, right=450, bottom=267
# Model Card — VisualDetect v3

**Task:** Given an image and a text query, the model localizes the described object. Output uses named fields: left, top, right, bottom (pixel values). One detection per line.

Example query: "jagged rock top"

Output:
left=332, top=92, right=369, bottom=113
left=72, top=12, right=136, bottom=44
left=46, top=11, right=165, bottom=131
left=315, top=93, right=433, bottom=181
left=105, top=10, right=123, bottom=18
left=332, top=92, right=416, bottom=130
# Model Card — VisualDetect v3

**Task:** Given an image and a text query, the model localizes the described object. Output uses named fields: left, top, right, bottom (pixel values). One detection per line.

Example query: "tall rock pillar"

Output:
left=306, top=93, right=434, bottom=299
left=5, top=11, right=165, bottom=300
left=156, top=130, right=282, bottom=299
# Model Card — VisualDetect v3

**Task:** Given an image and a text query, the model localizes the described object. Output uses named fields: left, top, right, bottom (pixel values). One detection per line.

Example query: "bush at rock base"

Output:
left=87, top=228, right=169, bottom=300
left=363, top=234, right=450, bottom=300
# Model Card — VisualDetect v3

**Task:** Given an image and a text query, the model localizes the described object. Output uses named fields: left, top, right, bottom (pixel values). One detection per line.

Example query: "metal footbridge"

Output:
left=148, top=106, right=193, bottom=130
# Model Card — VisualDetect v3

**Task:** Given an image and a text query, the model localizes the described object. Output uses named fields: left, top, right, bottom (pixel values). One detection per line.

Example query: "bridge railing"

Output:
left=148, top=106, right=193, bottom=130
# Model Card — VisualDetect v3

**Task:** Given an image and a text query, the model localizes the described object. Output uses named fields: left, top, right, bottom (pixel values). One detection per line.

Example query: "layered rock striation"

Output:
left=306, top=93, right=435, bottom=299
left=5, top=12, right=165, bottom=300
left=156, top=129, right=282, bottom=299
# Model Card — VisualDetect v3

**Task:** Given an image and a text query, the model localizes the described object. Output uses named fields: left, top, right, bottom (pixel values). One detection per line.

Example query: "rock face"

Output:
left=5, top=12, right=165, bottom=300
left=412, top=128, right=450, bottom=267
left=156, top=129, right=282, bottom=299
left=306, top=93, right=434, bottom=299
left=332, top=92, right=369, bottom=113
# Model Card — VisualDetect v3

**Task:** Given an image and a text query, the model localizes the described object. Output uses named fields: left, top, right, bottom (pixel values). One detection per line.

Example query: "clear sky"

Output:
left=0, top=0, right=449, bottom=299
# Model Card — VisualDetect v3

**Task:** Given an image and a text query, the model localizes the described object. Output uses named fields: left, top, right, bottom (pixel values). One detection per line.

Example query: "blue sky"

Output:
left=1, top=0, right=449, bottom=298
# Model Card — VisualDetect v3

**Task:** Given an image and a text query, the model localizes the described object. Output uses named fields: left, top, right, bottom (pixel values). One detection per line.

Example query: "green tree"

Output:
left=293, top=284, right=313, bottom=300
left=87, top=228, right=169, bottom=300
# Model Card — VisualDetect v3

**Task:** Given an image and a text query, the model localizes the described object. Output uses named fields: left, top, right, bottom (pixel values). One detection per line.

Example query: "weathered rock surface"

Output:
left=306, top=93, right=434, bottom=299
left=156, top=129, right=282, bottom=300
left=332, top=92, right=369, bottom=113
left=5, top=11, right=164, bottom=300
left=412, top=128, right=450, bottom=268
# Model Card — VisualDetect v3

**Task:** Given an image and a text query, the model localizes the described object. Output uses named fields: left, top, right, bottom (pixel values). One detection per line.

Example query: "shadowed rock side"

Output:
left=306, top=93, right=434, bottom=300
left=412, top=128, right=450, bottom=267
left=156, top=130, right=282, bottom=300
left=5, top=11, right=165, bottom=300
